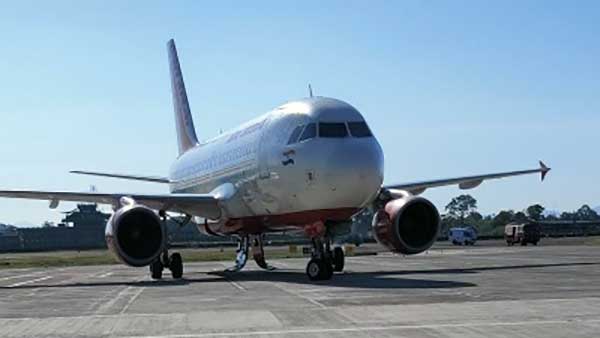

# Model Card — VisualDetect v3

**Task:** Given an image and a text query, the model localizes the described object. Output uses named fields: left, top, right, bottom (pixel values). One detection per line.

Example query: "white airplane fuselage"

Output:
left=168, top=97, right=384, bottom=235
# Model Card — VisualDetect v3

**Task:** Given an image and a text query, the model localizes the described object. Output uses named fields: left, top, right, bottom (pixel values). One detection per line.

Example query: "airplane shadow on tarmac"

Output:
left=2, top=261, right=598, bottom=291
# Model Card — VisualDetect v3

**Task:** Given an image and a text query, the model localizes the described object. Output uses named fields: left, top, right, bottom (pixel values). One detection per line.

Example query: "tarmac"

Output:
left=0, top=239, right=599, bottom=337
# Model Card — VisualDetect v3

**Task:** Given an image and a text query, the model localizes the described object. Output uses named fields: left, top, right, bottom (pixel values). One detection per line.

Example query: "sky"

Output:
left=0, top=1, right=598, bottom=226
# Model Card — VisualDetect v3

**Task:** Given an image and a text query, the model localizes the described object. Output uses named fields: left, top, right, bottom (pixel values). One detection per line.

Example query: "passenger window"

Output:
left=287, top=125, right=304, bottom=144
left=319, top=122, right=348, bottom=138
left=298, top=123, right=316, bottom=142
left=348, top=121, right=373, bottom=137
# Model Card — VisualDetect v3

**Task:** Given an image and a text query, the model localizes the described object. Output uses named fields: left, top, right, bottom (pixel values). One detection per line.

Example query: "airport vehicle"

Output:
left=505, top=223, right=541, bottom=246
left=449, top=226, right=477, bottom=245
left=0, top=40, right=551, bottom=281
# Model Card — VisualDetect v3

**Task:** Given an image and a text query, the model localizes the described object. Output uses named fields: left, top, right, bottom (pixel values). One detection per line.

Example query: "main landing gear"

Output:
left=150, top=250, right=184, bottom=280
left=306, top=238, right=345, bottom=281
left=226, top=234, right=275, bottom=272
left=150, top=211, right=188, bottom=280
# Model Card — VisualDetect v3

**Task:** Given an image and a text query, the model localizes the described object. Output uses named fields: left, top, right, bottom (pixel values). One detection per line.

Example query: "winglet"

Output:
left=539, top=160, right=550, bottom=181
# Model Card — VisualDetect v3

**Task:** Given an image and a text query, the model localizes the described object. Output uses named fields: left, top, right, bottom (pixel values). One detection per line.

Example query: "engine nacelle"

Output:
left=105, top=204, right=166, bottom=267
left=372, top=196, right=440, bottom=255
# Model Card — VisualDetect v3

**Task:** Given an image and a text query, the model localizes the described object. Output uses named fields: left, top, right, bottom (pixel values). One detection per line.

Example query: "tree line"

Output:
left=442, top=194, right=600, bottom=236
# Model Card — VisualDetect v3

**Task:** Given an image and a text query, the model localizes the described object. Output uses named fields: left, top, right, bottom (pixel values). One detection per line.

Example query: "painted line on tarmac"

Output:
left=0, top=271, right=46, bottom=282
left=96, top=271, right=114, bottom=278
left=114, top=318, right=600, bottom=338
left=7, top=276, right=52, bottom=288
left=119, top=287, right=145, bottom=315
left=271, top=283, right=327, bottom=309
left=224, top=276, right=246, bottom=291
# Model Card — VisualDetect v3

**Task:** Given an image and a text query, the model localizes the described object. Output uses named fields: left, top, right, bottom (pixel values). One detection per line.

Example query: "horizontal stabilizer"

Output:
left=70, top=170, right=171, bottom=183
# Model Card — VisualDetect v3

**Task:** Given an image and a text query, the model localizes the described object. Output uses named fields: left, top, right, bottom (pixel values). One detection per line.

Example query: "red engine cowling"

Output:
left=105, top=204, right=166, bottom=267
left=372, top=196, right=440, bottom=255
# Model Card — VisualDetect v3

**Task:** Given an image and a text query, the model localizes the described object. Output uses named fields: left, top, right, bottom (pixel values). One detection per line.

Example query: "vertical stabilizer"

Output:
left=167, top=39, right=199, bottom=155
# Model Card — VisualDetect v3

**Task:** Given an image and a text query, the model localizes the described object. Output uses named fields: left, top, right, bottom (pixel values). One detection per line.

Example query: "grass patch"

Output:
left=584, top=237, right=600, bottom=246
left=0, top=246, right=310, bottom=270
left=0, top=251, right=118, bottom=269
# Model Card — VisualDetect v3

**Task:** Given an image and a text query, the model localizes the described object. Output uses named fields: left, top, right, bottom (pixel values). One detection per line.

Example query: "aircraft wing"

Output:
left=70, top=170, right=171, bottom=183
left=384, top=161, right=550, bottom=195
left=0, top=190, right=221, bottom=219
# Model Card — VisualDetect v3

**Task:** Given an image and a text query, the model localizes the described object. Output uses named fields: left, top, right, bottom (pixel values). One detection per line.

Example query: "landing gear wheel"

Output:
left=306, top=258, right=333, bottom=281
left=332, top=247, right=345, bottom=272
left=321, top=259, right=333, bottom=280
left=307, top=259, right=322, bottom=281
left=150, top=259, right=163, bottom=280
left=169, top=252, right=183, bottom=279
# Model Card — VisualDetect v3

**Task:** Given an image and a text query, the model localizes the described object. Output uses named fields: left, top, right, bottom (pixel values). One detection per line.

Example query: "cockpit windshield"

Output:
left=319, top=123, right=348, bottom=138
left=348, top=121, right=373, bottom=137
left=287, top=125, right=304, bottom=144
left=298, top=123, right=317, bottom=142
left=287, top=120, right=372, bottom=144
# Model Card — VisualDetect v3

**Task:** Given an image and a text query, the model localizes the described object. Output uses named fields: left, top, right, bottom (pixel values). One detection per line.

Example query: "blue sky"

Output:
left=0, top=1, right=598, bottom=225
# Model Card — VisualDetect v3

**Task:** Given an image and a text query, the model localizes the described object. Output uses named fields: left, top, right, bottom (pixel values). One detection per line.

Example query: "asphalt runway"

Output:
left=1, top=240, right=599, bottom=337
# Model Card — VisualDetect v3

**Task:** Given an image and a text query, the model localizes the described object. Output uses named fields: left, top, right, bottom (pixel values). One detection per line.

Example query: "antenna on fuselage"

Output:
left=308, top=84, right=314, bottom=98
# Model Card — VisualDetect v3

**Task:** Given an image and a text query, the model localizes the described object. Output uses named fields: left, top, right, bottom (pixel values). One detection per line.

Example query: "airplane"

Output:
left=0, top=39, right=550, bottom=281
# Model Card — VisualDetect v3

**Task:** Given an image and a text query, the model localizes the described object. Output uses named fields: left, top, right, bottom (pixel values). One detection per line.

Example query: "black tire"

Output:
left=533, top=241, right=538, bottom=246
left=521, top=241, right=527, bottom=246
left=332, top=247, right=345, bottom=272
left=306, top=258, right=322, bottom=281
left=150, top=260, right=163, bottom=280
left=170, top=252, right=183, bottom=279
left=321, top=259, right=333, bottom=280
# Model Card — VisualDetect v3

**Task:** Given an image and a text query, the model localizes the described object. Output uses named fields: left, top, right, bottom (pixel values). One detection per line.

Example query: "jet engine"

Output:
left=105, top=203, right=166, bottom=267
left=372, top=195, right=440, bottom=255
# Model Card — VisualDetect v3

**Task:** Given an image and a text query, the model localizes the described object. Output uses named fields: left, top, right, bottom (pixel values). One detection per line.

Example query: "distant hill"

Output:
left=595, top=206, right=600, bottom=214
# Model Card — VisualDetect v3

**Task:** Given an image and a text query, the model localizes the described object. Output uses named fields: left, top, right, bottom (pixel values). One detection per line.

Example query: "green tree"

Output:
left=560, top=211, right=576, bottom=221
left=526, top=204, right=545, bottom=221
left=576, top=205, right=599, bottom=220
left=513, top=211, right=528, bottom=223
left=445, top=194, right=478, bottom=221
left=492, top=210, right=515, bottom=227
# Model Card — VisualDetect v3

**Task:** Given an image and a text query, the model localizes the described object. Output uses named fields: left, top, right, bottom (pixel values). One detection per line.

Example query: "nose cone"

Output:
left=322, top=138, right=384, bottom=208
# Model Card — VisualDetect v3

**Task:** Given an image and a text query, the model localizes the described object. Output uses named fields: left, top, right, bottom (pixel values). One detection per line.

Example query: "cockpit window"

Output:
left=348, top=121, right=373, bottom=137
left=319, top=123, right=348, bottom=138
left=287, top=125, right=304, bottom=144
left=298, top=123, right=316, bottom=142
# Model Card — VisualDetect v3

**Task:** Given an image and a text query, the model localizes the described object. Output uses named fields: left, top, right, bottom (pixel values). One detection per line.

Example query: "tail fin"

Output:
left=167, top=39, right=199, bottom=155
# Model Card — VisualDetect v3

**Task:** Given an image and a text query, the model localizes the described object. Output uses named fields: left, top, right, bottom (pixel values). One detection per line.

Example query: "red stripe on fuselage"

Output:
left=221, top=207, right=360, bottom=235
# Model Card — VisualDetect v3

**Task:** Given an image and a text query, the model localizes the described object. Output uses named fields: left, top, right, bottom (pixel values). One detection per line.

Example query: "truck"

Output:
left=448, top=226, right=477, bottom=245
left=505, top=223, right=541, bottom=246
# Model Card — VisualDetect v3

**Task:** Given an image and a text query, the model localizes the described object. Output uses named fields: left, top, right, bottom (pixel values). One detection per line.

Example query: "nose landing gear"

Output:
left=226, top=234, right=276, bottom=272
left=150, top=211, right=186, bottom=280
left=226, top=236, right=250, bottom=272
